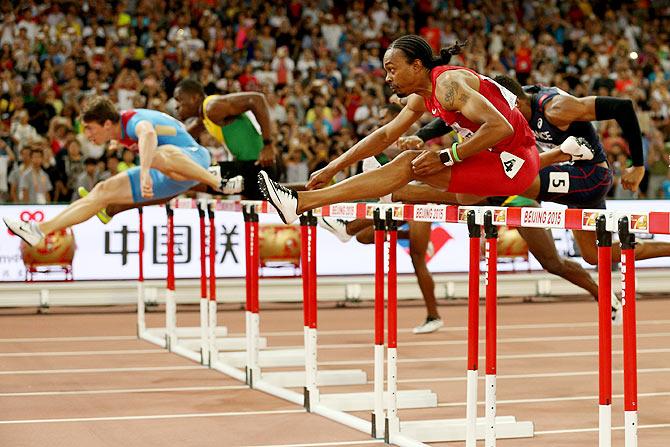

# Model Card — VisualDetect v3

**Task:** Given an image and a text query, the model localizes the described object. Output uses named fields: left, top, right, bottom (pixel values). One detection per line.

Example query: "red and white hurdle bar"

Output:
left=136, top=198, right=646, bottom=447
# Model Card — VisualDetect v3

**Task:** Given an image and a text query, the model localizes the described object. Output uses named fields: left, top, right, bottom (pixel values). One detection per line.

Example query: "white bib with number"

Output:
left=499, top=151, right=524, bottom=179
left=547, top=171, right=570, bottom=193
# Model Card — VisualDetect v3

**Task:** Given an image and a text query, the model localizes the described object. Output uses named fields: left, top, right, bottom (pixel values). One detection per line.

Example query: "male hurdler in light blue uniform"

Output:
left=4, top=96, right=224, bottom=246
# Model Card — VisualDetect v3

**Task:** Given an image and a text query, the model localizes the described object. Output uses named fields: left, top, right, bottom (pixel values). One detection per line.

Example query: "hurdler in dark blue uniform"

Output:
left=526, top=85, right=612, bottom=209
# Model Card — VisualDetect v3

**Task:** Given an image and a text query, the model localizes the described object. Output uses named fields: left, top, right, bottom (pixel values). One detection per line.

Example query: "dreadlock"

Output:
left=388, top=35, right=467, bottom=69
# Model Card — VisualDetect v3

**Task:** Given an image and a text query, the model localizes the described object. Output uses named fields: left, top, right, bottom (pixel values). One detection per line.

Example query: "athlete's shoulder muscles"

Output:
left=544, top=94, right=596, bottom=127
left=206, top=92, right=265, bottom=123
left=434, top=70, right=472, bottom=111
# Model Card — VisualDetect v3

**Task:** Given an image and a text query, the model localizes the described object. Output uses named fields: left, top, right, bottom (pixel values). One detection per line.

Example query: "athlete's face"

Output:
left=383, top=48, right=421, bottom=98
left=83, top=120, right=115, bottom=145
left=174, top=87, right=199, bottom=121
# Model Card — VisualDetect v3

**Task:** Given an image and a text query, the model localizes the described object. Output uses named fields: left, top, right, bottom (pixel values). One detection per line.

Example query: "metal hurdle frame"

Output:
left=134, top=198, right=654, bottom=447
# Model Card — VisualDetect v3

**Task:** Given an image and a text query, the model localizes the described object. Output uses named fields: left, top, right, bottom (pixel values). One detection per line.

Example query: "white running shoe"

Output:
left=412, top=317, right=444, bottom=334
left=560, top=136, right=595, bottom=161
left=257, top=170, right=299, bottom=224
left=219, top=175, right=244, bottom=194
left=3, top=218, right=44, bottom=246
left=611, top=292, right=623, bottom=326
left=319, top=217, right=352, bottom=242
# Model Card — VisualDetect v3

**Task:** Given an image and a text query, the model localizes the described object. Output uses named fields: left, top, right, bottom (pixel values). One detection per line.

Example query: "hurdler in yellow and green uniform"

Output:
left=175, top=79, right=278, bottom=199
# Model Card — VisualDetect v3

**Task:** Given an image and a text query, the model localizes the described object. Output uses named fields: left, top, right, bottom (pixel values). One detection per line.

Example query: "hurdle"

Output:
left=138, top=200, right=252, bottom=365
left=134, top=198, right=658, bottom=447
left=218, top=203, right=368, bottom=390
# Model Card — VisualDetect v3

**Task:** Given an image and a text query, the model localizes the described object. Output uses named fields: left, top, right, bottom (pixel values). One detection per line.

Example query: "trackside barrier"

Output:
left=136, top=199, right=652, bottom=447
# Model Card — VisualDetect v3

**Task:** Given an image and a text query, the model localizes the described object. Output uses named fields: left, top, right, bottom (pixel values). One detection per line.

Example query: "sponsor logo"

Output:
left=493, top=209, right=507, bottom=223
left=582, top=211, right=599, bottom=228
left=20, top=211, right=45, bottom=222
left=329, top=203, right=357, bottom=218
left=521, top=208, right=564, bottom=227
left=630, top=214, right=648, bottom=231
left=431, top=108, right=438, bottom=115
left=398, top=224, right=452, bottom=264
left=414, top=205, right=446, bottom=221
left=537, top=118, right=543, bottom=128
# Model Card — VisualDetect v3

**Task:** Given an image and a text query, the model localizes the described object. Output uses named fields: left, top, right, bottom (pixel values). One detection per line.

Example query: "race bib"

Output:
left=547, top=171, right=570, bottom=193
left=500, top=151, right=524, bottom=179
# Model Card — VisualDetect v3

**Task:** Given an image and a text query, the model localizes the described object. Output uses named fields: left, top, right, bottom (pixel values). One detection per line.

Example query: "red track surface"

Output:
left=1, top=297, right=669, bottom=447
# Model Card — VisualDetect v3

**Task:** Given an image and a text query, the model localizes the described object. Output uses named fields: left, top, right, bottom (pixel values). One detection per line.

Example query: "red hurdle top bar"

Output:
left=168, top=199, right=670, bottom=235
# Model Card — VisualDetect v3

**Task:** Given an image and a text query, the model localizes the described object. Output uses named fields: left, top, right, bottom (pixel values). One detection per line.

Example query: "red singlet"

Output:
left=424, top=65, right=539, bottom=196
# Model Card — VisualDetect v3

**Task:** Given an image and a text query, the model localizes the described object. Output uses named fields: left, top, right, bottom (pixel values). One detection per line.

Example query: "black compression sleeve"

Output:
left=595, top=97, right=644, bottom=167
left=415, top=118, right=453, bottom=142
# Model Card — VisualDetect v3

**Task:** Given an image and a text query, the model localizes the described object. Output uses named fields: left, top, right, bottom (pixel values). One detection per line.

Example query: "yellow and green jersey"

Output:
left=202, top=95, right=264, bottom=161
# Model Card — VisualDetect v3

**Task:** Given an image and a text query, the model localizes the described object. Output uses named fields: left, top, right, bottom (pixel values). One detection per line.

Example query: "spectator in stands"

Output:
left=19, top=146, right=52, bottom=204
left=72, top=158, right=99, bottom=200
left=7, top=145, right=30, bottom=203
left=117, top=148, right=136, bottom=172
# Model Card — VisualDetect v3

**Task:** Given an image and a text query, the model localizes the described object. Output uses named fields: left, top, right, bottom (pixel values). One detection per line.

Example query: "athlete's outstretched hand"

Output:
left=621, top=165, right=645, bottom=191
left=140, top=170, right=154, bottom=198
left=411, top=150, right=446, bottom=177
left=306, top=166, right=334, bottom=190
left=398, top=135, right=424, bottom=150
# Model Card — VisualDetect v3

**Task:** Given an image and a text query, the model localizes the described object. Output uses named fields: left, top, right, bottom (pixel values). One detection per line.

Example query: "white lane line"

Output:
left=319, top=347, right=670, bottom=366
left=1, top=319, right=668, bottom=342
left=242, top=441, right=382, bottom=447
left=252, top=319, right=670, bottom=337
left=396, top=367, right=670, bottom=384
left=0, top=365, right=203, bottom=376
left=0, top=349, right=165, bottom=358
left=438, top=391, right=670, bottom=407
left=266, top=331, right=670, bottom=350
left=0, top=385, right=248, bottom=397
left=0, top=335, right=137, bottom=343
left=536, top=423, right=670, bottom=435
left=0, top=409, right=305, bottom=425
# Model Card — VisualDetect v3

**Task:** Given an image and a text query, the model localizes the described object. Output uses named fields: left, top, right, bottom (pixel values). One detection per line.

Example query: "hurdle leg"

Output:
left=466, top=211, right=481, bottom=447
left=165, top=204, right=177, bottom=351
left=384, top=211, right=399, bottom=443
left=596, top=216, right=612, bottom=447
left=619, top=218, right=638, bottom=447
left=244, top=205, right=261, bottom=387
left=300, top=216, right=311, bottom=408
left=307, top=217, right=319, bottom=409
left=197, top=201, right=209, bottom=365
left=484, top=211, right=498, bottom=447
left=136, top=207, right=146, bottom=337
left=371, top=210, right=386, bottom=439
left=207, top=203, right=218, bottom=366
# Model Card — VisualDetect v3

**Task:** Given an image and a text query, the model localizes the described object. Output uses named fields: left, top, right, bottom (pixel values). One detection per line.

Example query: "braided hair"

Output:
left=388, top=35, right=467, bottom=69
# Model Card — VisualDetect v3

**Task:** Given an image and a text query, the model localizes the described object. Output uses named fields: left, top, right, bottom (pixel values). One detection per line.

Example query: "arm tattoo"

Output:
left=444, top=81, right=457, bottom=108
left=444, top=81, right=468, bottom=109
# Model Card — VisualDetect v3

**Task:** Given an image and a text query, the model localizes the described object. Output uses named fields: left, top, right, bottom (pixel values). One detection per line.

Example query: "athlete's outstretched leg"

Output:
left=518, top=226, right=599, bottom=300
left=40, top=173, right=135, bottom=235
left=298, top=151, right=452, bottom=214
left=573, top=230, right=670, bottom=265
left=409, top=221, right=440, bottom=326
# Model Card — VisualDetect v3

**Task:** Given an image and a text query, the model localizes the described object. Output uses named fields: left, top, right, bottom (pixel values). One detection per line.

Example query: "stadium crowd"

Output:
left=0, top=0, right=669, bottom=204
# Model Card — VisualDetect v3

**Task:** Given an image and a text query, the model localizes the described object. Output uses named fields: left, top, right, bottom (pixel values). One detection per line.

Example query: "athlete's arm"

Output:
left=415, top=118, right=453, bottom=143
left=134, top=120, right=157, bottom=198
left=306, top=95, right=425, bottom=190
left=206, top=93, right=274, bottom=140
left=207, top=92, right=276, bottom=166
left=185, top=118, right=206, bottom=139
left=545, top=94, right=645, bottom=190
left=434, top=70, right=513, bottom=160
